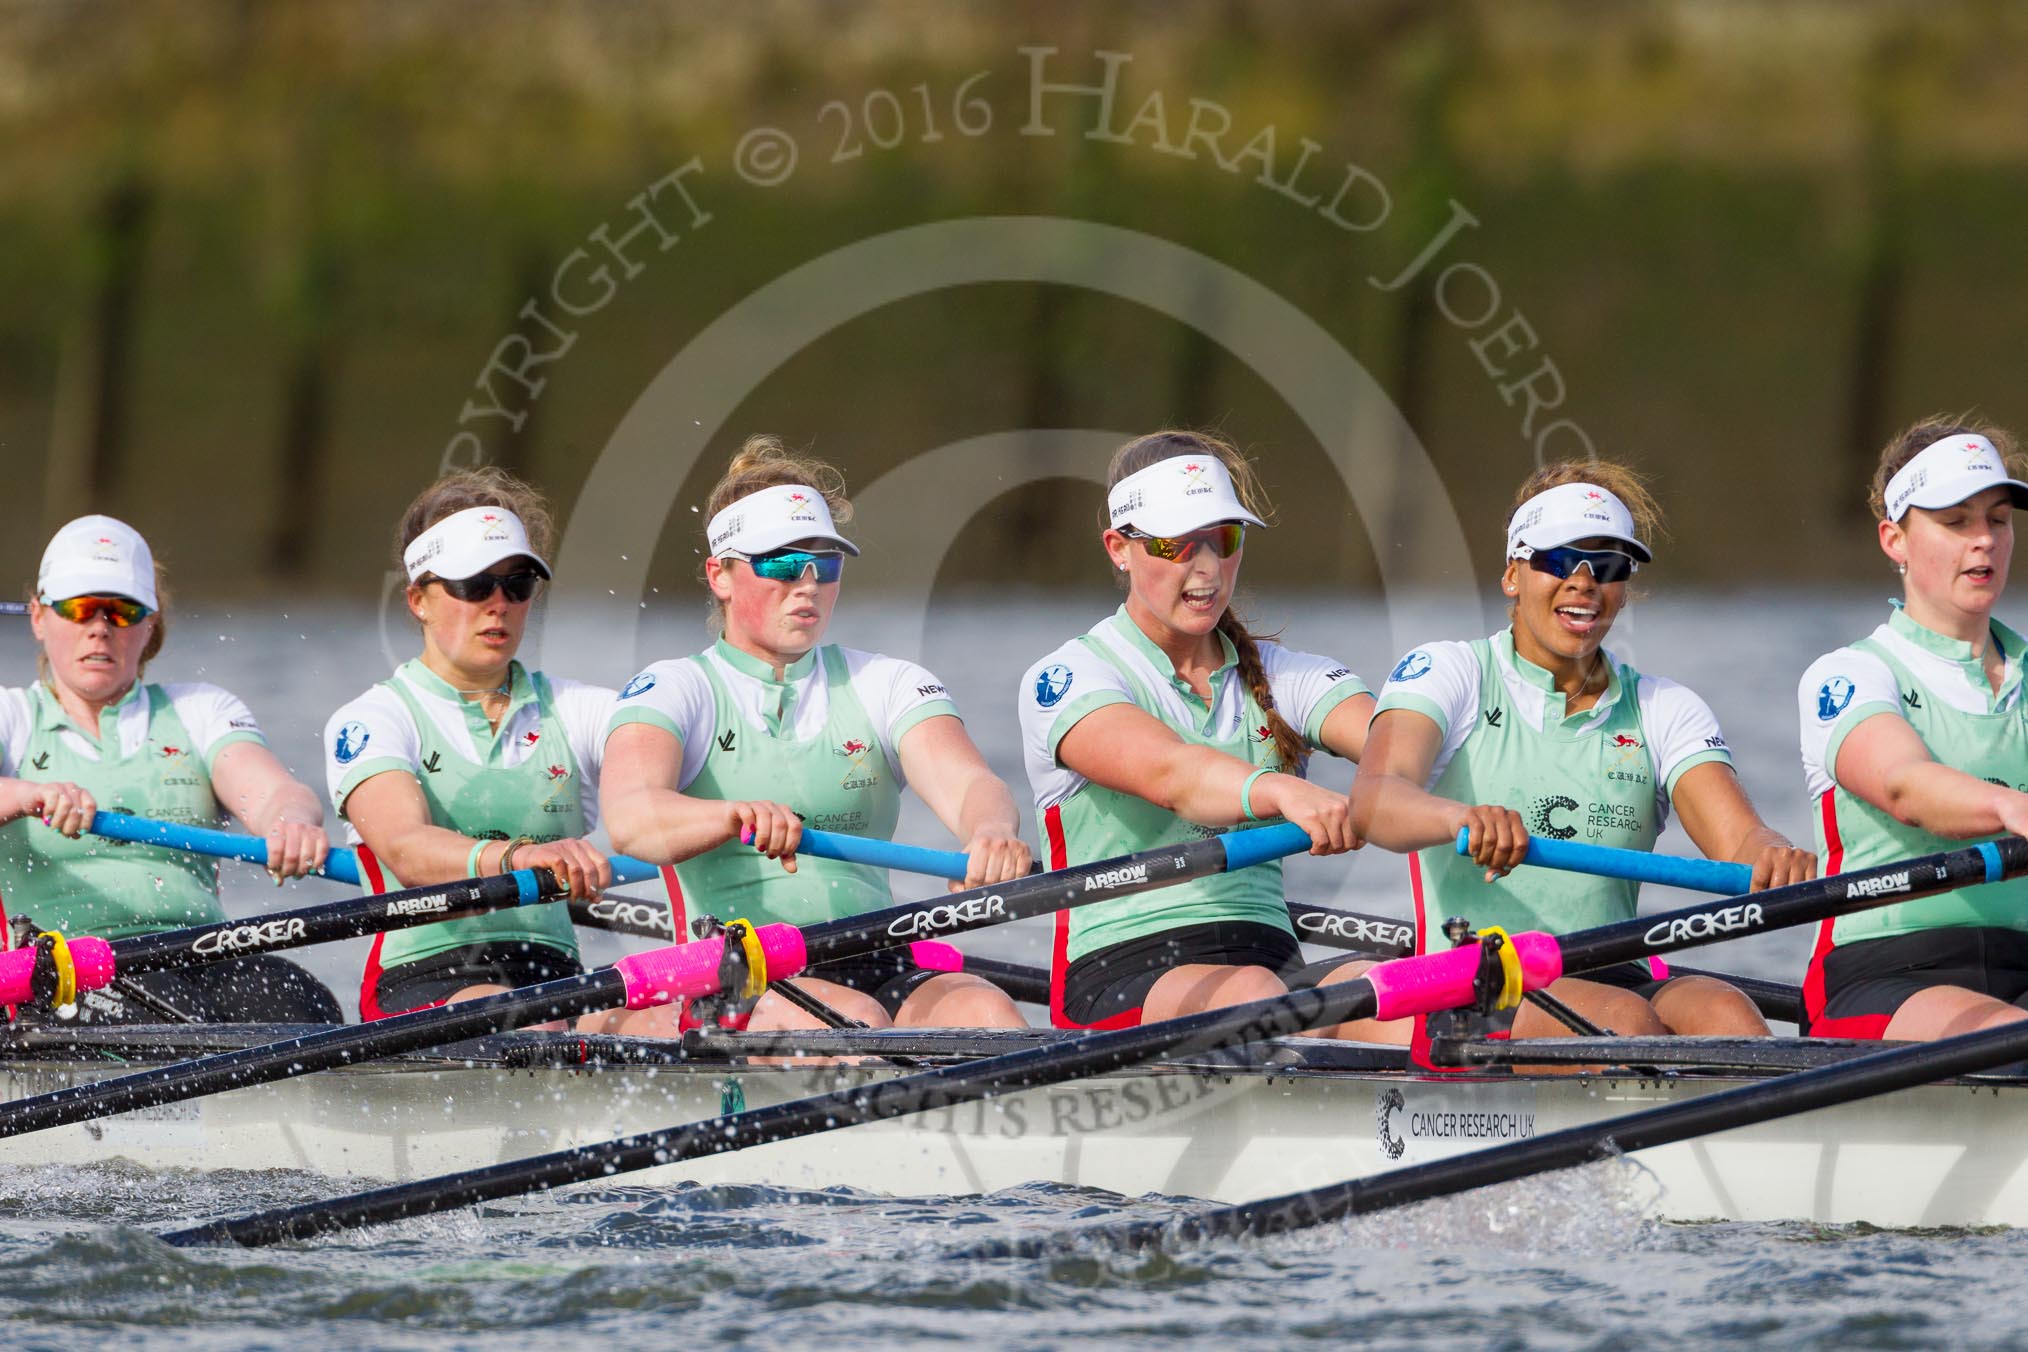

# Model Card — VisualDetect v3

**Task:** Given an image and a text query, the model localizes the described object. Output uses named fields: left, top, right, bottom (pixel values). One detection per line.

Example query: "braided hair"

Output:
left=1103, top=430, right=1307, bottom=773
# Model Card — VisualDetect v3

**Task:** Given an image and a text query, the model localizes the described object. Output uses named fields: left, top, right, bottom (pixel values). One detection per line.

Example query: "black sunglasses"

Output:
left=427, top=570, right=544, bottom=604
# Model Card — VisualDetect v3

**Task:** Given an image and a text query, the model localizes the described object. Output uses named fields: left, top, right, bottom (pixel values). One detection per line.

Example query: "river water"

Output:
left=1, top=588, right=2016, bottom=1350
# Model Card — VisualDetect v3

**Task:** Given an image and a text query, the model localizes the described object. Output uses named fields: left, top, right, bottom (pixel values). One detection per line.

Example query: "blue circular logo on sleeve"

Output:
left=1391, top=651, right=1433, bottom=682
left=333, top=722, right=371, bottom=764
left=621, top=672, right=657, bottom=699
left=1034, top=664, right=1074, bottom=708
left=1816, top=676, right=1856, bottom=721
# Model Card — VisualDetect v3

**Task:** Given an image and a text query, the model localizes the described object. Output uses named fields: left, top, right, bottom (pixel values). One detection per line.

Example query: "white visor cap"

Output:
left=1106, top=455, right=1266, bottom=537
left=706, top=483, right=860, bottom=558
left=1505, top=482, right=1652, bottom=563
left=38, top=515, right=159, bottom=611
left=403, top=506, right=553, bottom=583
left=1884, top=433, right=2028, bottom=522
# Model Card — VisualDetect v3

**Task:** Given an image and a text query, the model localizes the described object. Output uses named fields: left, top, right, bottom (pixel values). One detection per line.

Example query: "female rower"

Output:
left=326, top=470, right=615, bottom=1020
left=0, top=515, right=340, bottom=1024
left=1799, top=415, right=2028, bottom=1041
left=601, top=437, right=1031, bottom=1034
left=1018, top=431, right=1373, bottom=1031
left=1347, top=462, right=1813, bottom=1045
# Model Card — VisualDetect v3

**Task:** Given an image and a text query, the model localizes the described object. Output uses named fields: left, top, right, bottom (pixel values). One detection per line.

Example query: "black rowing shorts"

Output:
left=1808, top=926, right=2028, bottom=1038
left=371, top=940, right=584, bottom=1019
left=21, top=953, right=342, bottom=1027
left=1059, top=921, right=1306, bottom=1028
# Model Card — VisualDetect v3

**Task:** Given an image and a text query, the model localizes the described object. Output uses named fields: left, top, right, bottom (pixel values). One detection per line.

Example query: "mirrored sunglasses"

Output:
left=1520, top=545, right=1639, bottom=585
left=1123, top=523, right=1245, bottom=564
left=43, top=595, right=154, bottom=627
left=729, top=549, right=844, bottom=583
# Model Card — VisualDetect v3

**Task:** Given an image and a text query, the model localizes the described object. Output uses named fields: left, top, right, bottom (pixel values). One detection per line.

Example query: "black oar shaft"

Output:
left=1054, top=1009, right=2028, bottom=1252
left=0, top=970, right=628, bottom=1140
left=177, top=835, right=2028, bottom=1246
left=1556, top=839, right=2028, bottom=978
left=108, top=872, right=556, bottom=975
left=166, top=973, right=1381, bottom=1246
left=795, top=835, right=1238, bottom=965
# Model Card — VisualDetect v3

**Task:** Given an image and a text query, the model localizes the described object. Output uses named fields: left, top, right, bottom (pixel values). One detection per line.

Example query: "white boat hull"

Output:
left=4, top=1040, right=2025, bottom=1228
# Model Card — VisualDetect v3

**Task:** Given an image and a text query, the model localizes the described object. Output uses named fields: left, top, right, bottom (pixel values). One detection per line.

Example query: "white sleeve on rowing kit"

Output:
left=0, top=687, right=29, bottom=776
left=1370, top=640, right=1480, bottom=784
left=605, top=659, right=713, bottom=791
left=1798, top=647, right=1903, bottom=801
left=159, top=683, right=270, bottom=771
left=323, top=684, right=422, bottom=817
left=841, top=648, right=962, bottom=780
left=548, top=678, right=619, bottom=823
left=1637, top=676, right=1736, bottom=823
left=1257, top=642, right=1371, bottom=748
left=1018, top=638, right=1135, bottom=809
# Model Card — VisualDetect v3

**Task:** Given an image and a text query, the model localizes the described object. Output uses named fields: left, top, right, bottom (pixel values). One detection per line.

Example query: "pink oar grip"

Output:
left=611, top=923, right=808, bottom=1011
left=1364, top=931, right=1563, bottom=1021
left=908, top=940, right=964, bottom=973
left=0, top=936, right=117, bottom=1007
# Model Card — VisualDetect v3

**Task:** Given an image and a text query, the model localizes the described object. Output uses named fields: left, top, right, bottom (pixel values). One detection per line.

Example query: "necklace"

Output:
left=1574, top=650, right=1607, bottom=701
left=455, top=678, right=511, bottom=701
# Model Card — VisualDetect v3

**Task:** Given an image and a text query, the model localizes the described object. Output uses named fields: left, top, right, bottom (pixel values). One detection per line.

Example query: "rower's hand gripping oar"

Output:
left=0, top=823, right=1319, bottom=1140
left=165, top=834, right=2028, bottom=1247
left=1455, top=828, right=1754, bottom=895
left=84, top=811, right=671, bottom=889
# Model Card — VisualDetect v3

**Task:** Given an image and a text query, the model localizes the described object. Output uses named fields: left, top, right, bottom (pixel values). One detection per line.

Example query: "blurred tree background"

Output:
left=3, top=0, right=2026, bottom=597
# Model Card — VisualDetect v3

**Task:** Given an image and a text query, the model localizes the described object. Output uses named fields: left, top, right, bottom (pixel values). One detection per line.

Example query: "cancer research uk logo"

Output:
left=333, top=722, right=371, bottom=765
left=1034, top=664, right=1074, bottom=708
left=1817, top=676, right=1856, bottom=722
left=621, top=672, right=657, bottom=699
left=1391, top=651, right=1433, bottom=682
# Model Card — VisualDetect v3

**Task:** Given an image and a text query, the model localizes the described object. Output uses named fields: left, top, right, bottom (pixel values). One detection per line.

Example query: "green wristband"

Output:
left=1240, top=767, right=1272, bottom=822
left=465, top=839, right=487, bottom=879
